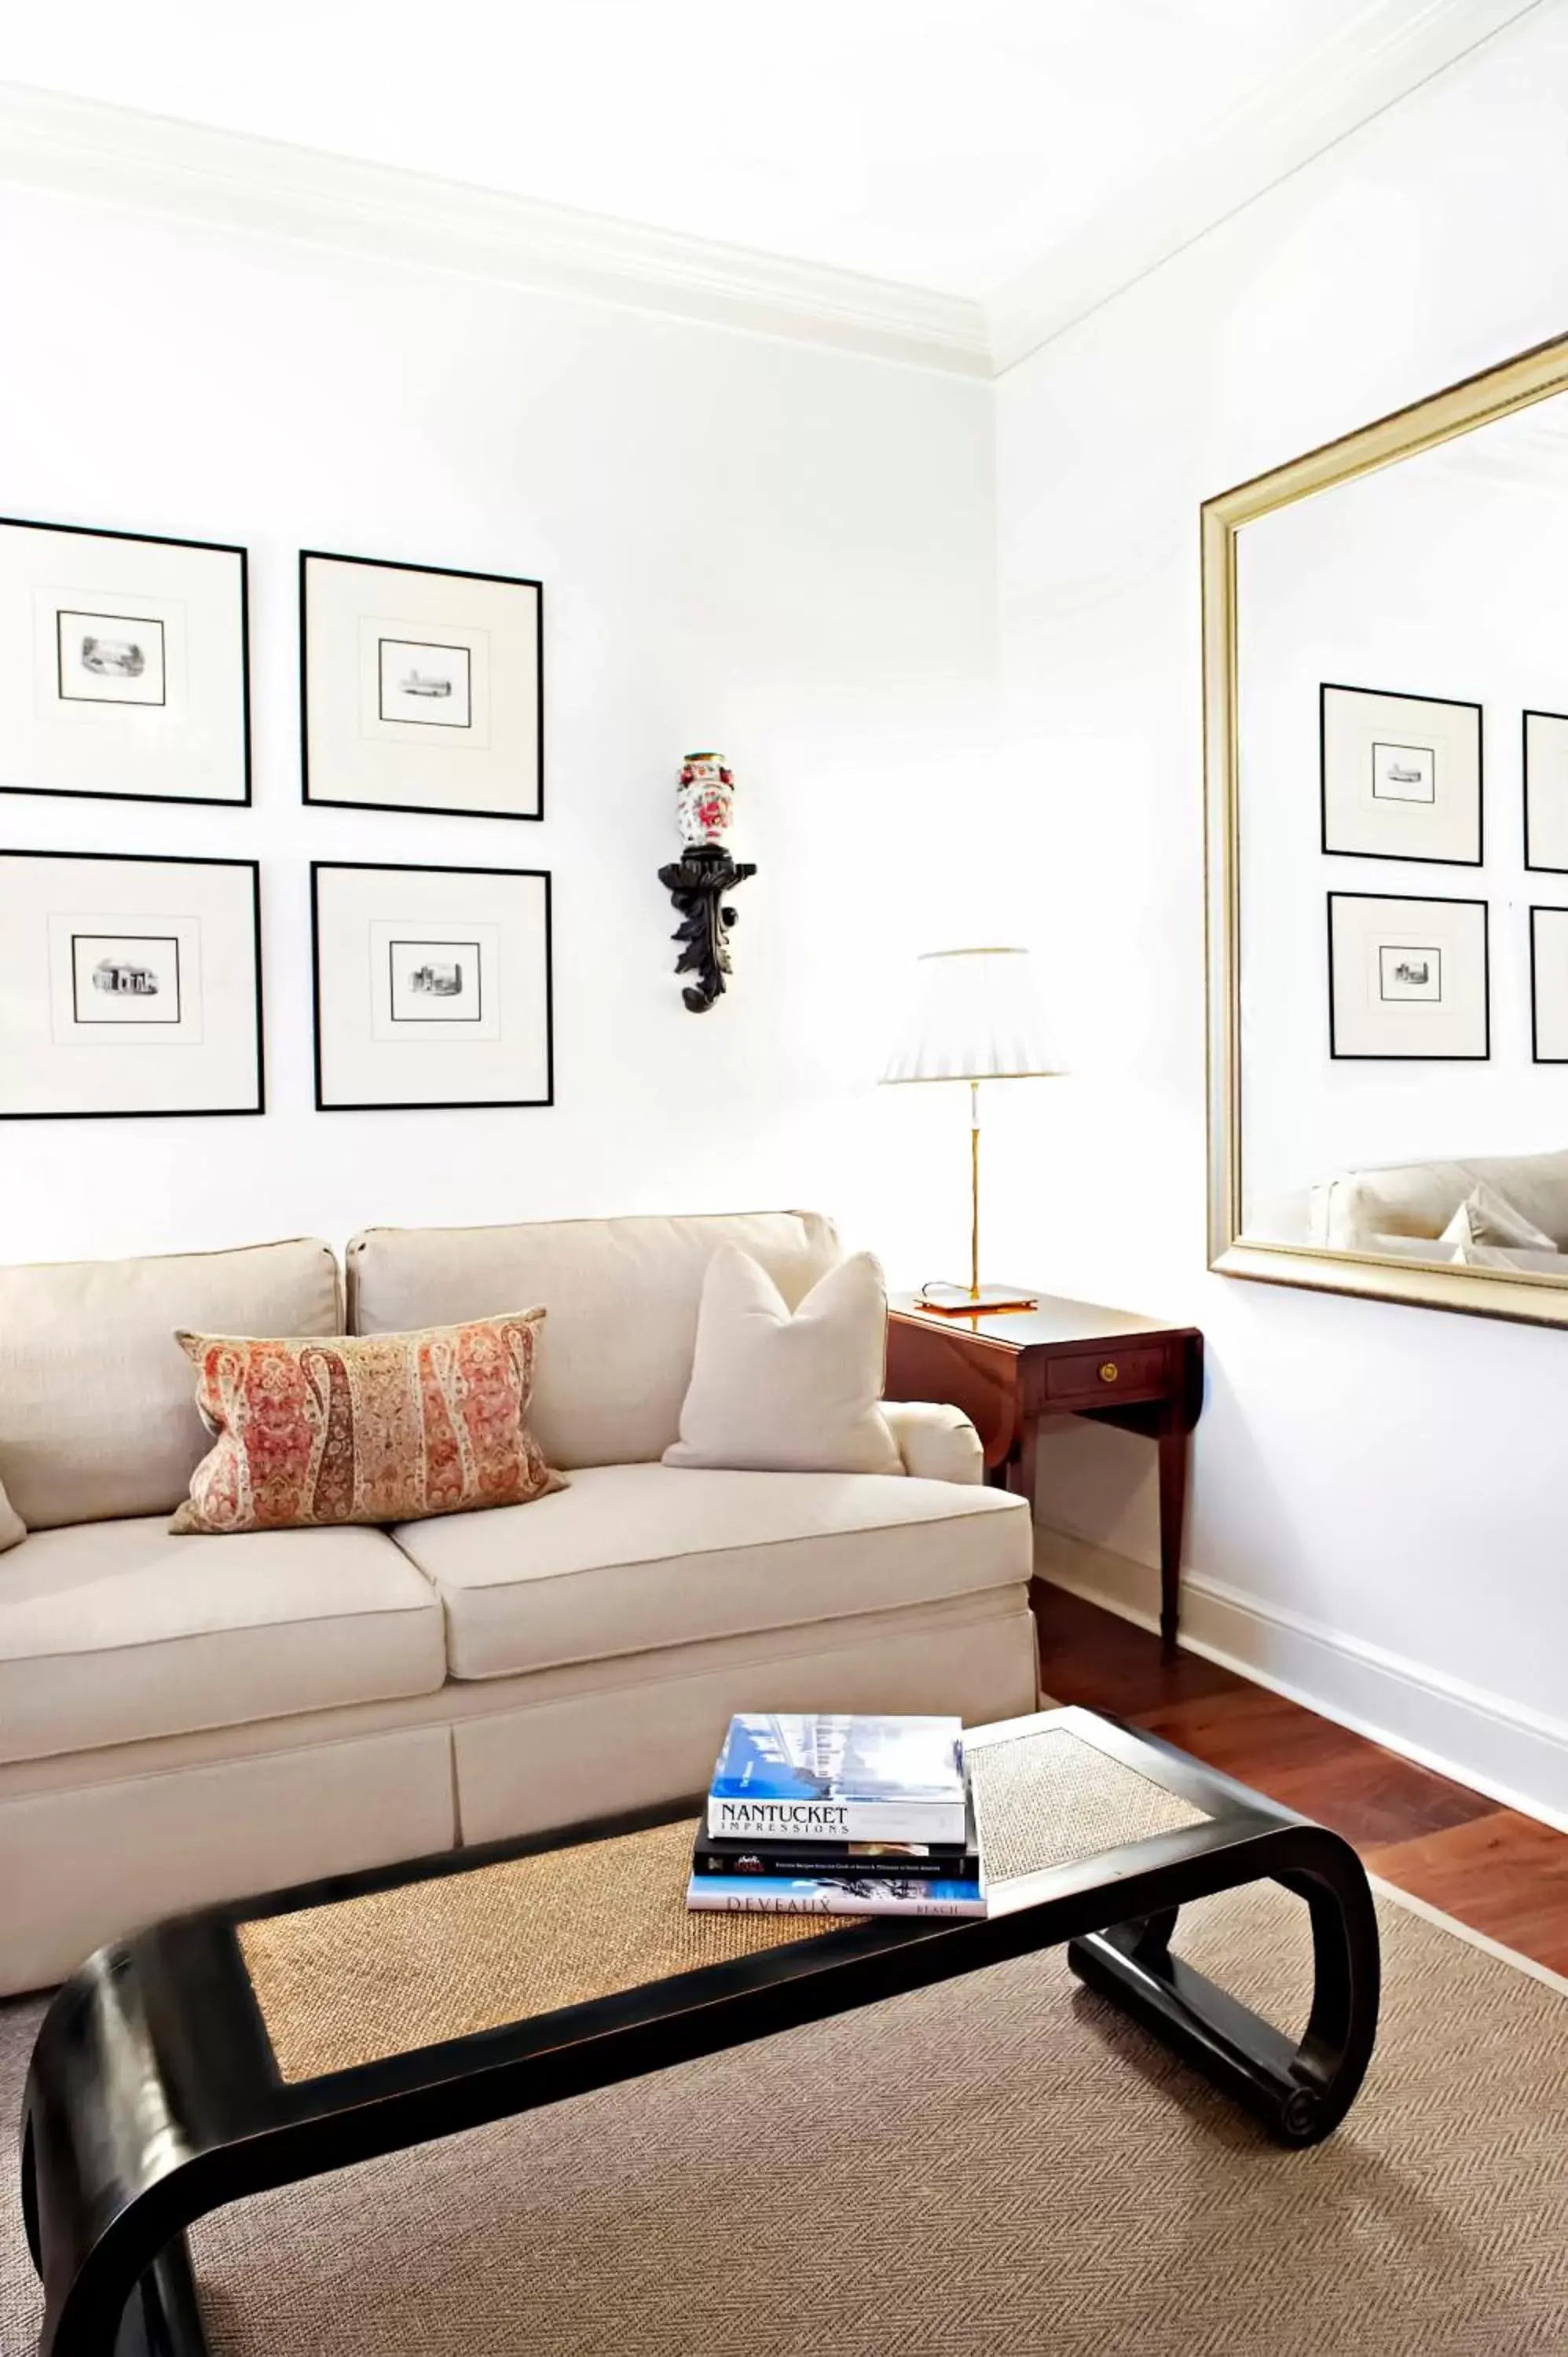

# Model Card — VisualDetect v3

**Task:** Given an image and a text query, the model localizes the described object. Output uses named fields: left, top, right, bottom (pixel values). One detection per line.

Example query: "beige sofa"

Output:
left=1309, top=1145, right=1568, bottom=1260
left=0, top=1209, right=1037, bottom=1995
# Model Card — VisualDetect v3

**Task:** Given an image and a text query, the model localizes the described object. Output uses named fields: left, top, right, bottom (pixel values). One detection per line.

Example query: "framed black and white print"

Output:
left=0, top=519, right=250, bottom=805
left=1319, top=683, right=1482, bottom=864
left=310, top=861, right=551, bottom=1110
left=1327, top=890, right=1489, bottom=1060
left=0, top=850, right=263, bottom=1117
left=1530, top=907, right=1568, bottom=1061
left=301, top=552, right=543, bottom=820
left=1523, top=709, right=1568, bottom=872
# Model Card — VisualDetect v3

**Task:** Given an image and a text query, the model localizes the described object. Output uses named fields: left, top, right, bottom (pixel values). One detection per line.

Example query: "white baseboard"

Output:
left=1035, top=1526, right=1568, bottom=1835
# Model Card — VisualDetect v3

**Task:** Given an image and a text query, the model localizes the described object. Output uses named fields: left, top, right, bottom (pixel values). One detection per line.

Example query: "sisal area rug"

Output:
left=2, top=1879, right=1565, bottom=2356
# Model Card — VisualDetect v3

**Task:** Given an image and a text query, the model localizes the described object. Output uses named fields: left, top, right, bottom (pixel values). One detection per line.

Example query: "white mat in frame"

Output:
left=0, top=517, right=250, bottom=807
left=310, top=860, right=552, bottom=1111
left=300, top=551, right=543, bottom=822
left=1327, top=889, right=1489, bottom=1061
left=0, top=848, right=263, bottom=1117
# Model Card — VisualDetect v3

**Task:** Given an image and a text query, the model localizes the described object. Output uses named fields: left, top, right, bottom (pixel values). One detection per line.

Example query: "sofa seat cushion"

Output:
left=0, top=1518, right=445, bottom=1766
left=392, top=1462, right=1031, bottom=1682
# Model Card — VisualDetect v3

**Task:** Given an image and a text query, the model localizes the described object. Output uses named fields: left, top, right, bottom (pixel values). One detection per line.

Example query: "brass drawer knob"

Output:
left=1098, top=1361, right=1119, bottom=1384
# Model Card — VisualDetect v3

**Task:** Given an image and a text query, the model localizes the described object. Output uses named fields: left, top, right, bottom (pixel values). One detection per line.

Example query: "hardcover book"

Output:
left=686, top=1871, right=985, bottom=1919
left=705, top=1714, right=967, bottom=1845
left=691, top=1841, right=972, bottom=1882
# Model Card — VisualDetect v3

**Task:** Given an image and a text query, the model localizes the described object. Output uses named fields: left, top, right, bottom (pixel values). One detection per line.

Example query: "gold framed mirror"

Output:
left=1204, top=329, right=1568, bottom=1325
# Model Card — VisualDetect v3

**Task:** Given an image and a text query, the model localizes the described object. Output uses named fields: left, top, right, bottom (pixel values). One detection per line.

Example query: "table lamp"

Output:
left=881, top=946, right=1058, bottom=1314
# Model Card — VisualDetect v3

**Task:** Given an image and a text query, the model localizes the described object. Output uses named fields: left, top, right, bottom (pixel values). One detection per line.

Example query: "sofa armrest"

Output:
left=882, top=1398, right=985, bottom=1485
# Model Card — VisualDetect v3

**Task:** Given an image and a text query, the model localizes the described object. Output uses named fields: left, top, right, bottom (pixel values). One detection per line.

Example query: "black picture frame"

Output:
left=1326, top=889, right=1490, bottom=1061
left=1522, top=707, right=1568, bottom=874
left=299, top=549, right=544, bottom=821
left=0, top=848, right=265, bottom=1120
left=1529, top=904, right=1568, bottom=1063
left=1319, top=681, right=1483, bottom=866
left=0, top=515, right=251, bottom=808
left=310, top=859, right=553, bottom=1113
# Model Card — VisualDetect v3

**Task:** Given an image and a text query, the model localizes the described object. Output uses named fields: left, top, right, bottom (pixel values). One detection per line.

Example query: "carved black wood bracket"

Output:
left=658, top=844, right=758, bottom=1012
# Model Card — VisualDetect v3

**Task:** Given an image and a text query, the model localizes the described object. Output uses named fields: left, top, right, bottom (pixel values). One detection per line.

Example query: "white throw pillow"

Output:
left=1441, top=1181, right=1556, bottom=1260
left=664, top=1245, right=903, bottom=1475
left=0, top=1475, right=24, bottom=1553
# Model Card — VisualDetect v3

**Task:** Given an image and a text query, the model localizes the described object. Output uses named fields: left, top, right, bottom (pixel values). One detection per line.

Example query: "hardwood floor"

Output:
left=1034, top=1580, right=1568, bottom=1977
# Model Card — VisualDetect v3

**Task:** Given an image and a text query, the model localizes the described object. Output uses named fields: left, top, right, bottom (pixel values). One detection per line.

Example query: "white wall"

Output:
left=0, top=182, right=996, bottom=1274
left=995, top=5, right=1568, bottom=1821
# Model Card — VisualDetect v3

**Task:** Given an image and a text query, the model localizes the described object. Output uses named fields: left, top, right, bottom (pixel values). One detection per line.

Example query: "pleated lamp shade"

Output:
left=881, top=948, right=1057, bottom=1084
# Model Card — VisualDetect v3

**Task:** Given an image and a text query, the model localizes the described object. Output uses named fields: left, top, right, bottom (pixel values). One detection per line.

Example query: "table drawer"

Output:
left=1044, top=1346, right=1168, bottom=1403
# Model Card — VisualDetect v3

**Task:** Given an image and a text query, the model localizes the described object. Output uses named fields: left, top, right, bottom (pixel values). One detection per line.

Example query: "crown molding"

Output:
left=0, top=3, right=1543, bottom=386
left=984, top=0, right=1546, bottom=376
left=0, top=82, right=991, bottom=378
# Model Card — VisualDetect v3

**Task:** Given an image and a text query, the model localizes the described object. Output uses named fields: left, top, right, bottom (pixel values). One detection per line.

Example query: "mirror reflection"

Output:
left=1234, top=390, right=1568, bottom=1282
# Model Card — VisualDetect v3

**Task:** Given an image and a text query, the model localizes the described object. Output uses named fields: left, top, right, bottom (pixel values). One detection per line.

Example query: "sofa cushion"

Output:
left=0, top=1476, right=23, bottom=1554
left=392, top=1461, right=1031, bottom=1681
left=664, top=1247, right=901, bottom=1475
left=0, top=1517, right=445, bottom=1765
left=1440, top=1182, right=1555, bottom=1254
left=348, top=1211, right=841, bottom=1468
left=0, top=1237, right=342, bottom=1530
left=171, top=1314, right=562, bottom=1534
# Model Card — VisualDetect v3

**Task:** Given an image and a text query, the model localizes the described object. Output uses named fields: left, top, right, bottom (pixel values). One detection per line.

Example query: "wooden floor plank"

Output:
left=1033, top=1580, right=1568, bottom=1975
left=1367, top=1813, right=1568, bottom=1978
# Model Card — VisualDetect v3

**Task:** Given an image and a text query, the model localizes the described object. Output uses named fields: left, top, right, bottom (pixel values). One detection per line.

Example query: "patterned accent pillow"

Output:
left=170, top=1310, right=564, bottom=1534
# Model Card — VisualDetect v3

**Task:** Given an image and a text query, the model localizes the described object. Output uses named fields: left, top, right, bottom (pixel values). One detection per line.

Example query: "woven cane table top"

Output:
left=966, top=1725, right=1208, bottom=1886
left=238, top=1817, right=838, bottom=2085
left=238, top=1721, right=1214, bottom=2088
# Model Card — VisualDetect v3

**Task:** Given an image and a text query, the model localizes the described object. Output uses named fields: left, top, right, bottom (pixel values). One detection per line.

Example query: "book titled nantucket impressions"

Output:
left=705, top=1714, right=967, bottom=1846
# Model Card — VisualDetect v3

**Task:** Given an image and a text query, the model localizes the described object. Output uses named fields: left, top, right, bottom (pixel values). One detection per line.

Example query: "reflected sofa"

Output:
left=1308, top=1144, right=1568, bottom=1264
left=0, top=1209, right=1039, bottom=1995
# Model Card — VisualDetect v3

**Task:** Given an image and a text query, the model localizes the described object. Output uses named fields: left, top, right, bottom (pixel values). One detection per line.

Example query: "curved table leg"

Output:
left=20, top=2106, right=41, bottom=2274
left=1065, top=1824, right=1380, bottom=2146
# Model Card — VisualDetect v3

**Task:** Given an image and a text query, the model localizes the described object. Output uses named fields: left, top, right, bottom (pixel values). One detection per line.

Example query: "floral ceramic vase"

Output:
left=677, top=751, right=735, bottom=847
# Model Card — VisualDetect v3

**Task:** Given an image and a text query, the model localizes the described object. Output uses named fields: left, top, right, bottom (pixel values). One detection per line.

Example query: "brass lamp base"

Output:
left=914, top=1080, right=1039, bottom=1316
left=916, top=1282, right=1040, bottom=1317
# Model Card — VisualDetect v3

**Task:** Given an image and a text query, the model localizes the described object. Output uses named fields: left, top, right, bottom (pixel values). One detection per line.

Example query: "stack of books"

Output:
left=686, top=1712, right=984, bottom=1916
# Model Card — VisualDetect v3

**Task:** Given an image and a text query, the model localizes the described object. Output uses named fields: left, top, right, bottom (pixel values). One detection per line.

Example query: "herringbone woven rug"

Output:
left=3, top=1879, right=1565, bottom=2355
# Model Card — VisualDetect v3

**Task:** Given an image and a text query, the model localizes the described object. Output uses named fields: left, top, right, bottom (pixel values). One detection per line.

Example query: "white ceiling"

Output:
left=0, top=0, right=1544, bottom=370
left=0, top=0, right=1492, bottom=295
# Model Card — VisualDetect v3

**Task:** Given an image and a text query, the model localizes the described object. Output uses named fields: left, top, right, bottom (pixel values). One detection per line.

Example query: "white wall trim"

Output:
left=1035, top=1526, right=1568, bottom=1834
left=0, top=82, right=991, bottom=378
left=984, top=0, right=1546, bottom=375
left=0, top=6, right=1542, bottom=384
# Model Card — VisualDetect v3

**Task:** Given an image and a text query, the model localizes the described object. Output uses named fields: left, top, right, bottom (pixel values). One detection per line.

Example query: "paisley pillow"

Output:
left=171, top=1310, right=563, bottom=1534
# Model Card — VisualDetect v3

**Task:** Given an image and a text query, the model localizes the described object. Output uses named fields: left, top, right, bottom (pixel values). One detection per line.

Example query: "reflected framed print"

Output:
left=0, top=518, right=251, bottom=806
left=300, top=551, right=543, bottom=819
left=0, top=849, right=263, bottom=1116
left=1319, top=683, right=1482, bottom=863
left=310, top=860, right=552, bottom=1110
left=1327, top=890, right=1489, bottom=1060
left=1530, top=905, right=1568, bottom=1061
left=1523, top=709, right=1568, bottom=873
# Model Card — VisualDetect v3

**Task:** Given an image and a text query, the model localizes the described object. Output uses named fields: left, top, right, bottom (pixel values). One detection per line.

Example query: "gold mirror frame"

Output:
left=1203, top=328, right=1568, bottom=1326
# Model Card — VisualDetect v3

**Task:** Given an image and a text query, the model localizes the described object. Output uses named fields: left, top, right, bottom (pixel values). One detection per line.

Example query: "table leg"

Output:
left=1067, top=1824, right=1380, bottom=2147
left=1156, top=1398, right=1187, bottom=1655
left=1007, top=1413, right=1039, bottom=1522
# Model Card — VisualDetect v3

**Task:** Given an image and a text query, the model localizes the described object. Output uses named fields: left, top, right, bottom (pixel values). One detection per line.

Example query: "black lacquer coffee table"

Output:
left=20, top=1706, right=1381, bottom=2356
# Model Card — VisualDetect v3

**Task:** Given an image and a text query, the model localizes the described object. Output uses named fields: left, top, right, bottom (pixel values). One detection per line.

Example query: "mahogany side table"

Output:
left=885, top=1291, right=1204, bottom=1651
